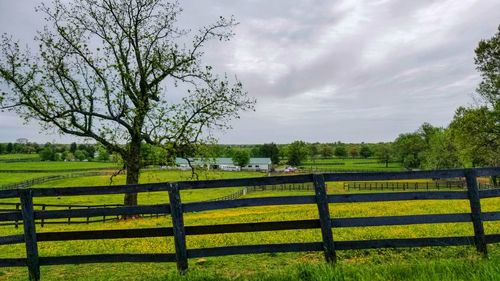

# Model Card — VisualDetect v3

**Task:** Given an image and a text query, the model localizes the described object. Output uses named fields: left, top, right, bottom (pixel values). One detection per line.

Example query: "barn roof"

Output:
left=175, top=157, right=271, bottom=166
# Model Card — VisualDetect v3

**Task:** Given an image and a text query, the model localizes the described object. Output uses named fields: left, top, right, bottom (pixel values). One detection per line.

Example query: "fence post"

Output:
left=19, top=189, right=40, bottom=281
left=40, top=205, right=46, bottom=228
left=312, top=174, right=336, bottom=263
left=465, top=169, right=487, bottom=255
left=168, top=183, right=188, bottom=272
left=103, top=204, right=106, bottom=222
left=15, top=203, right=20, bottom=229
left=67, top=206, right=71, bottom=224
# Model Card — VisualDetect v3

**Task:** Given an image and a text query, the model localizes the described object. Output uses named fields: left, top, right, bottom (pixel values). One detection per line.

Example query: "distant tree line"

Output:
left=0, top=140, right=381, bottom=166
left=197, top=141, right=377, bottom=167
left=0, top=142, right=39, bottom=155
left=0, top=142, right=112, bottom=162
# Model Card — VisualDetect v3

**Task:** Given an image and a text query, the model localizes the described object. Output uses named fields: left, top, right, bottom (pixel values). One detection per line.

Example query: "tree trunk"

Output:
left=385, top=160, right=388, bottom=168
left=124, top=141, right=141, bottom=207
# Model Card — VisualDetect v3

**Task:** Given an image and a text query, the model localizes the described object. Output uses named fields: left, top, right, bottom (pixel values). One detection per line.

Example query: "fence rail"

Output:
left=0, top=171, right=118, bottom=190
left=344, top=180, right=496, bottom=191
left=345, top=180, right=463, bottom=191
left=299, top=167, right=401, bottom=173
left=0, top=167, right=499, bottom=280
left=0, top=183, right=315, bottom=227
left=208, top=183, right=314, bottom=201
left=0, top=202, right=124, bottom=227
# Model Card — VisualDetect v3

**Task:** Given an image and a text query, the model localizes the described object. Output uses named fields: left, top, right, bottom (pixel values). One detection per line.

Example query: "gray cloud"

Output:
left=0, top=0, right=499, bottom=143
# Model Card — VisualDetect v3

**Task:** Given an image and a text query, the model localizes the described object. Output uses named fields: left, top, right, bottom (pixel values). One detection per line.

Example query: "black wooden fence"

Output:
left=0, top=203, right=124, bottom=227
left=0, top=168, right=499, bottom=281
left=300, top=167, right=400, bottom=173
left=0, top=183, right=316, bottom=227
left=344, top=180, right=496, bottom=191
left=344, top=180, right=466, bottom=191
left=208, top=183, right=315, bottom=201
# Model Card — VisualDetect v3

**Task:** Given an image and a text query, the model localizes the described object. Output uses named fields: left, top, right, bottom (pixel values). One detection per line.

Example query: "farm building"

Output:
left=175, top=157, right=272, bottom=171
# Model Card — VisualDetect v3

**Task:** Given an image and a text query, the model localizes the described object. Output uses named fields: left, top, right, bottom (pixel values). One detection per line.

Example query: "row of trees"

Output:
left=38, top=142, right=111, bottom=162
left=0, top=142, right=111, bottom=162
left=208, top=142, right=375, bottom=166
left=0, top=142, right=39, bottom=154
left=0, top=139, right=379, bottom=167
left=285, top=141, right=389, bottom=167
left=0, top=139, right=384, bottom=167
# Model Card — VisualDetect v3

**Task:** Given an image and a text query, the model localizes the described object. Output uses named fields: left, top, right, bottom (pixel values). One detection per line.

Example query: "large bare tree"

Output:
left=0, top=0, right=255, bottom=206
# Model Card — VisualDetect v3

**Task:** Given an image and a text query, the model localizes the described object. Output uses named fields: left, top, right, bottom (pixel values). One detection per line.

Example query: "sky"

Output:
left=0, top=0, right=499, bottom=144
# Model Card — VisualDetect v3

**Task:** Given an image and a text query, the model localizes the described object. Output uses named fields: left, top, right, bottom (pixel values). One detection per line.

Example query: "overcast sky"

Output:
left=0, top=0, right=499, bottom=144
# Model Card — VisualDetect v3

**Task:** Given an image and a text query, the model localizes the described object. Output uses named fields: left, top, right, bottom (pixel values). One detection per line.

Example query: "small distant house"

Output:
left=241, top=158, right=272, bottom=172
left=175, top=157, right=272, bottom=172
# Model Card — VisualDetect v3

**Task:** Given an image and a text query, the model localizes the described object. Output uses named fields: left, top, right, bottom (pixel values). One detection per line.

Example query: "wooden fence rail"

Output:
left=344, top=180, right=465, bottom=191
left=0, top=202, right=124, bottom=227
left=0, top=182, right=315, bottom=227
left=0, top=168, right=499, bottom=280
left=344, top=180, right=496, bottom=191
left=208, top=183, right=315, bottom=202
left=0, top=171, right=118, bottom=190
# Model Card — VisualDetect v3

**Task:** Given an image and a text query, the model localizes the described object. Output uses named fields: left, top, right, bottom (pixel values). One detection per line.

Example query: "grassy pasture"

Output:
left=0, top=170, right=264, bottom=206
left=0, top=173, right=65, bottom=186
left=32, top=170, right=265, bottom=188
left=0, top=191, right=498, bottom=280
left=0, top=161, right=498, bottom=280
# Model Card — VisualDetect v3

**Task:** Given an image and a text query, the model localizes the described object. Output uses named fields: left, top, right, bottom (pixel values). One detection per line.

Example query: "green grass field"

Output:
left=0, top=160, right=498, bottom=280
left=0, top=173, right=66, bottom=186
left=0, top=191, right=498, bottom=280
left=0, top=170, right=264, bottom=206
left=301, top=158, right=403, bottom=172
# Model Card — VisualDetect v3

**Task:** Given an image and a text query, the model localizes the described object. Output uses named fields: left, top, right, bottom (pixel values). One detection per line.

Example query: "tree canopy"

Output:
left=0, top=0, right=255, bottom=206
left=475, top=25, right=500, bottom=109
left=259, top=143, right=280, bottom=165
left=286, top=140, right=308, bottom=166
left=231, top=149, right=250, bottom=167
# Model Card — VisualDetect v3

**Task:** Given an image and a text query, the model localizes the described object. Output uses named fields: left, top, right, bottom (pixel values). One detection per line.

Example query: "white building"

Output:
left=241, top=158, right=272, bottom=171
left=175, top=157, right=272, bottom=172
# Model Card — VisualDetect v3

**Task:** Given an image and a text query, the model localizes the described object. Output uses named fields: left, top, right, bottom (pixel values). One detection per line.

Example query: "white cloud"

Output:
left=0, top=0, right=499, bottom=143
